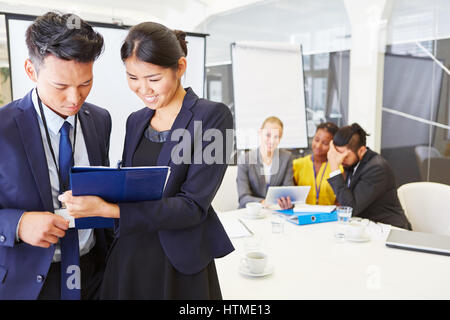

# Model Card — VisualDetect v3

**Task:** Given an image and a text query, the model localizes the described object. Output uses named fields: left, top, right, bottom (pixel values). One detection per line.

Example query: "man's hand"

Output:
left=18, top=211, right=69, bottom=248
left=327, top=141, right=349, bottom=171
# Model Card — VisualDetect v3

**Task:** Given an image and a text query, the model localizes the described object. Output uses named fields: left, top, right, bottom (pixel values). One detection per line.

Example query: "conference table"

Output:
left=215, top=208, right=450, bottom=299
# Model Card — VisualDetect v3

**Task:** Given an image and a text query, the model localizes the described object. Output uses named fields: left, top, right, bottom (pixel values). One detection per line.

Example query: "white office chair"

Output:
left=397, top=182, right=450, bottom=235
left=211, top=165, right=239, bottom=213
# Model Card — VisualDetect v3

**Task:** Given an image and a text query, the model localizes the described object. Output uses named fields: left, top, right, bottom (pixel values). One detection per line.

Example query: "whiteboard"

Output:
left=7, top=17, right=205, bottom=165
left=231, top=41, right=308, bottom=149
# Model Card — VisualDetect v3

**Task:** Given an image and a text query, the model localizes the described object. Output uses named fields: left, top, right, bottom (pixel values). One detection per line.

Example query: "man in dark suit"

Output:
left=0, top=12, right=112, bottom=299
left=327, top=123, right=411, bottom=229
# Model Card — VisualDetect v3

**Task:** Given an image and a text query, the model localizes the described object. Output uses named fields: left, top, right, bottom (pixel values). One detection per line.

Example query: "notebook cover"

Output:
left=69, top=166, right=170, bottom=229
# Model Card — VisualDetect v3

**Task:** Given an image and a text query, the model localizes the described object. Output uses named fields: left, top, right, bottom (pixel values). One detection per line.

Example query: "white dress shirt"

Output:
left=329, top=162, right=361, bottom=187
left=263, top=163, right=272, bottom=184
left=24, top=88, right=96, bottom=262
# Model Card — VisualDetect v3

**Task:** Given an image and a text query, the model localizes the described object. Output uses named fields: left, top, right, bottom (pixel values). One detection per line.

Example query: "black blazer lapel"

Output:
left=157, top=107, right=193, bottom=166
left=157, top=90, right=197, bottom=167
left=351, top=165, right=364, bottom=190
left=78, top=106, right=102, bottom=166
left=14, top=92, right=54, bottom=212
left=349, top=149, right=376, bottom=189
left=126, top=108, right=154, bottom=166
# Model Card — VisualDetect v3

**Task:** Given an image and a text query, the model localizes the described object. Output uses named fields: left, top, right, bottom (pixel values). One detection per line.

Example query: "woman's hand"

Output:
left=277, top=196, right=293, bottom=210
left=58, top=191, right=120, bottom=219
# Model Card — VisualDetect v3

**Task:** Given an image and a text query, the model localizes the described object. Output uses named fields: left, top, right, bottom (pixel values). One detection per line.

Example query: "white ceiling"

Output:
left=0, top=0, right=263, bottom=63
left=0, top=0, right=261, bottom=30
left=196, top=0, right=351, bottom=63
left=1, top=0, right=450, bottom=65
left=195, top=0, right=450, bottom=63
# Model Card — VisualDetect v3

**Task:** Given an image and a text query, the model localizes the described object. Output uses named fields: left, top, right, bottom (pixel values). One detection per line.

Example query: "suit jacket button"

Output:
left=36, top=275, right=44, bottom=283
left=0, top=235, right=5, bottom=242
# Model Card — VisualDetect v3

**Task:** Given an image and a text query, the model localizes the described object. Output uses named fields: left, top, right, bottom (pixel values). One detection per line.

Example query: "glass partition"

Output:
left=382, top=0, right=450, bottom=186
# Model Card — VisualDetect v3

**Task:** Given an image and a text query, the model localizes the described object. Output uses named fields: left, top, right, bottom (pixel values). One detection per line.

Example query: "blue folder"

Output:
left=277, top=208, right=338, bottom=225
left=69, top=166, right=170, bottom=229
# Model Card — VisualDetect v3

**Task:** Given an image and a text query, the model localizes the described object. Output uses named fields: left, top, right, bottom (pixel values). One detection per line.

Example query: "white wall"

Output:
left=8, top=18, right=206, bottom=165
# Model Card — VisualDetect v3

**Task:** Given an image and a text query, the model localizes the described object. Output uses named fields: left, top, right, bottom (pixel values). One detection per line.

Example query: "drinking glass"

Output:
left=271, top=214, right=285, bottom=234
left=335, top=206, right=353, bottom=241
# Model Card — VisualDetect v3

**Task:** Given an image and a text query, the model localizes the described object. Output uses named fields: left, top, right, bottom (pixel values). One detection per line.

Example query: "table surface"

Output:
left=215, top=208, right=450, bottom=299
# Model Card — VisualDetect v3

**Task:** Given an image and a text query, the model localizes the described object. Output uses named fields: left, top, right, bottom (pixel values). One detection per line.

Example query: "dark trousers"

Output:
left=37, top=248, right=105, bottom=300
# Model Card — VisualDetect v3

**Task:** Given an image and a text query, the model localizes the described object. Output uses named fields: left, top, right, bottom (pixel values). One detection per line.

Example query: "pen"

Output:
left=238, top=219, right=254, bottom=236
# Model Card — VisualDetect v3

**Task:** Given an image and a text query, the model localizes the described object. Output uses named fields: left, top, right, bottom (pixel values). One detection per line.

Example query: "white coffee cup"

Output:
left=241, top=251, right=268, bottom=274
left=346, top=220, right=365, bottom=239
left=246, top=202, right=262, bottom=216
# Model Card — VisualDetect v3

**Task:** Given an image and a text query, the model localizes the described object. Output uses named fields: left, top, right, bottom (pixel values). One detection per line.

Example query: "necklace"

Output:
left=311, top=154, right=328, bottom=205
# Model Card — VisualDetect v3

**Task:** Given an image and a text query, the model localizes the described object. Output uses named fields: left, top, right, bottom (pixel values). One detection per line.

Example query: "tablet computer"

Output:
left=265, top=186, right=311, bottom=205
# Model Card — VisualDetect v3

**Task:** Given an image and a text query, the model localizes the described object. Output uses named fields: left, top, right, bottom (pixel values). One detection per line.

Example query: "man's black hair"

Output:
left=333, top=123, right=369, bottom=153
left=26, top=12, right=104, bottom=71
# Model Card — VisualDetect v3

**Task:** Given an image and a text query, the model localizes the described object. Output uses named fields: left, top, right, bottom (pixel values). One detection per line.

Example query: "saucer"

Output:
left=346, top=233, right=371, bottom=243
left=239, top=264, right=274, bottom=277
left=241, top=210, right=266, bottom=220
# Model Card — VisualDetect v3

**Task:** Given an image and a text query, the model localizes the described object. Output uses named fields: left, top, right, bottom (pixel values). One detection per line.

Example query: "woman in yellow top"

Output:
left=293, top=122, right=342, bottom=205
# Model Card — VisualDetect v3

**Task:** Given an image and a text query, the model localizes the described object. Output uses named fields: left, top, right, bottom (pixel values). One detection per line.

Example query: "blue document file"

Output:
left=69, top=166, right=170, bottom=229
left=277, top=208, right=338, bottom=225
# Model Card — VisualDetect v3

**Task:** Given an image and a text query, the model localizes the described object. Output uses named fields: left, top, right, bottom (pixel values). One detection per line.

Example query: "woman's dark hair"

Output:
left=316, top=121, right=339, bottom=137
left=25, top=12, right=104, bottom=71
left=120, top=22, right=188, bottom=69
left=333, top=123, right=370, bottom=153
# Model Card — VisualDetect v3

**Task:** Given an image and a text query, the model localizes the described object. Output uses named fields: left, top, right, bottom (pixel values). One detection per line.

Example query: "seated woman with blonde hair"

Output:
left=237, top=116, right=294, bottom=208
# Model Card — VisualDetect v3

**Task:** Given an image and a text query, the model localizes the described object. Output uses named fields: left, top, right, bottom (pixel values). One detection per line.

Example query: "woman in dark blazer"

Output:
left=59, top=22, right=234, bottom=299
